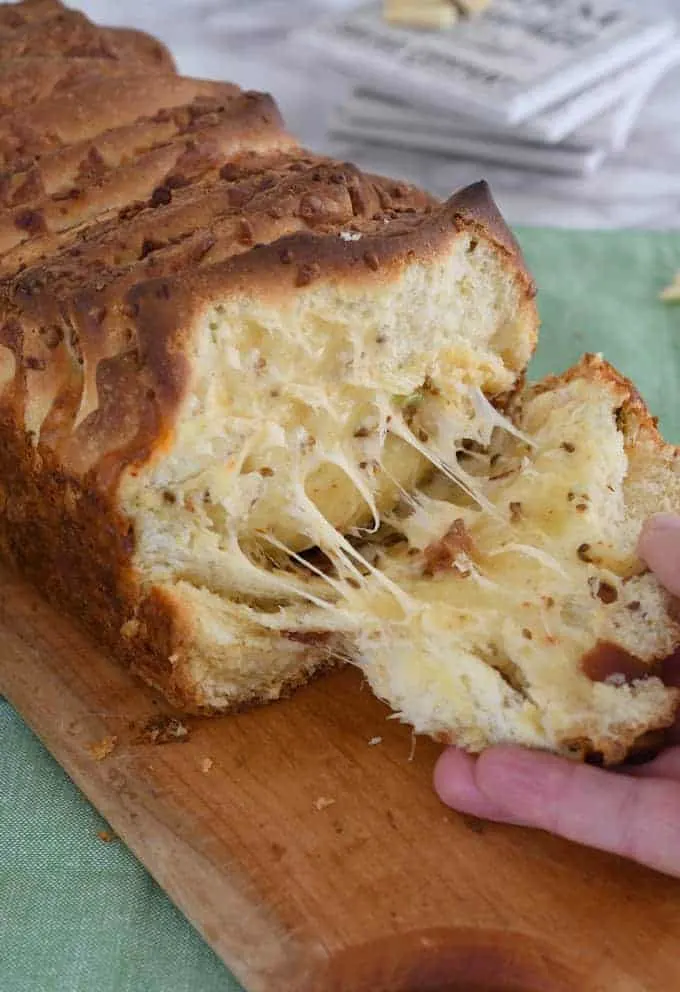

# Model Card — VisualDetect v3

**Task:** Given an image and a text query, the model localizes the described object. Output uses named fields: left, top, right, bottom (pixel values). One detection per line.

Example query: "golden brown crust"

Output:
left=3, top=150, right=312, bottom=279
left=0, top=73, right=236, bottom=173
left=0, top=0, right=174, bottom=72
left=0, top=431, right=138, bottom=676
left=445, top=179, right=535, bottom=293
left=0, top=90, right=294, bottom=262
left=0, top=58, right=164, bottom=118
left=0, top=0, right=64, bottom=27
left=125, top=179, right=529, bottom=336
left=103, top=26, right=176, bottom=73
left=0, top=0, right=174, bottom=69
left=125, top=586, right=344, bottom=714
left=9, top=155, right=429, bottom=301
left=0, top=85, right=253, bottom=210
left=529, top=352, right=675, bottom=454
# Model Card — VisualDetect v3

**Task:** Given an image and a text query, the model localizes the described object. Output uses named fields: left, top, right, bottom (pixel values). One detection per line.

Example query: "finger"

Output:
left=624, top=746, right=680, bottom=780
left=473, top=746, right=680, bottom=877
left=433, top=747, right=528, bottom=825
left=638, top=514, right=680, bottom=597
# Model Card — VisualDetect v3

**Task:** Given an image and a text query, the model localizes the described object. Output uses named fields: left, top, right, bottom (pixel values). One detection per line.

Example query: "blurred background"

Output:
left=63, top=1, right=680, bottom=228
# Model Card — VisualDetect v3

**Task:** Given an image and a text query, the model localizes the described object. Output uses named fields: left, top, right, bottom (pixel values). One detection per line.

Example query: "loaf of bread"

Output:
left=0, top=168, right=537, bottom=706
left=0, top=1, right=677, bottom=763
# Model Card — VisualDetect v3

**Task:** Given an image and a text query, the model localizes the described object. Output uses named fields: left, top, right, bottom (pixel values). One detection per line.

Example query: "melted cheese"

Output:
left=119, top=243, right=540, bottom=655
left=344, top=375, right=678, bottom=755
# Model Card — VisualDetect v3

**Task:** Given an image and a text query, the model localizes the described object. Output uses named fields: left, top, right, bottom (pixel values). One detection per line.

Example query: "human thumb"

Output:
left=638, top=513, right=680, bottom=598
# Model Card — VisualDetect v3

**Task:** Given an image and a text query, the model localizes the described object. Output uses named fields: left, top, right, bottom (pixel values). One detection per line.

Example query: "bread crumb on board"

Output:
left=368, top=736, right=383, bottom=746
left=88, top=736, right=118, bottom=761
left=313, top=797, right=336, bottom=812
left=201, top=757, right=214, bottom=774
left=136, top=715, right=190, bottom=745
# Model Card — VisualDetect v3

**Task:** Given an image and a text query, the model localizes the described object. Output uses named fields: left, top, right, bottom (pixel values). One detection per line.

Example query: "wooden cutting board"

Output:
left=2, top=559, right=680, bottom=992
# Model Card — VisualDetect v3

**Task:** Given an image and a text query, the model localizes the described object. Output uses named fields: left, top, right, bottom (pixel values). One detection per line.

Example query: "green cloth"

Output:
left=1, top=228, right=680, bottom=992
left=521, top=228, right=680, bottom=442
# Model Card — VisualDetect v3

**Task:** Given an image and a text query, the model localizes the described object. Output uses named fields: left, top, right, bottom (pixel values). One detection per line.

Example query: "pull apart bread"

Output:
left=0, top=2, right=678, bottom=765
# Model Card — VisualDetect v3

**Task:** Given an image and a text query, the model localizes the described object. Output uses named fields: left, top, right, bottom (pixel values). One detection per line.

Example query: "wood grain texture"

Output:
left=2, top=560, right=680, bottom=992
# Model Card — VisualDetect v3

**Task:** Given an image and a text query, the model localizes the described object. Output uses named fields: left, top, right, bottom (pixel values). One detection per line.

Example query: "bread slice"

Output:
left=343, top=356, right=680, bottom=764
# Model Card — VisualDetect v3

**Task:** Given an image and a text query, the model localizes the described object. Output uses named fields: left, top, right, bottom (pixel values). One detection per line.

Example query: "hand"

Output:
left=433, top=513, right=680, bottom=877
